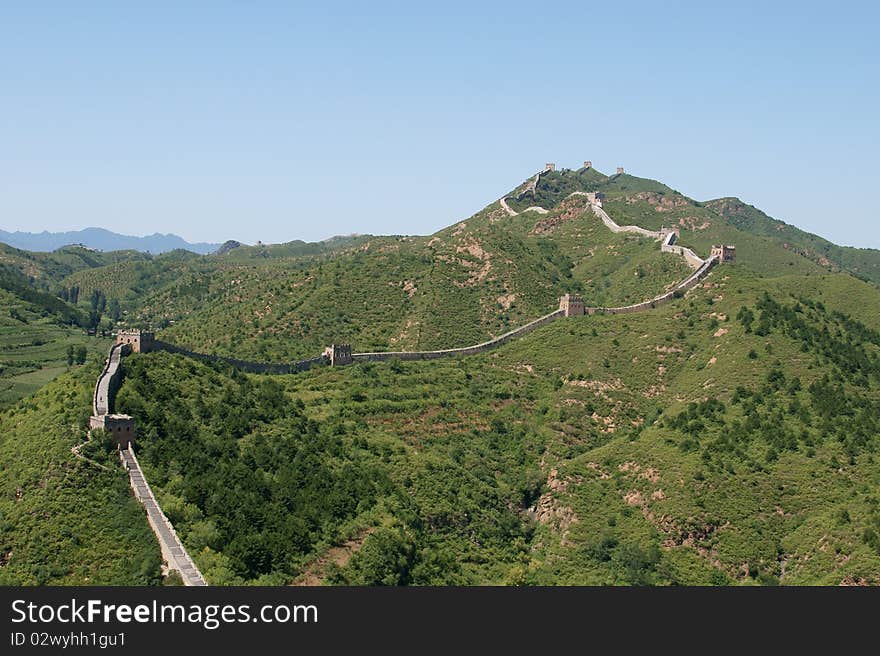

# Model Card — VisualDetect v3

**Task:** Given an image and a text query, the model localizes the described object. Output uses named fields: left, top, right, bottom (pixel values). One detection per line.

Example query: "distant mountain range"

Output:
left=0, top=227, right=222, bottom=254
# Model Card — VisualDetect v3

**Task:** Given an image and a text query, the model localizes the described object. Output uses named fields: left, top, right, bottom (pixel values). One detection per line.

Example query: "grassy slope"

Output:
left=0, top=284, right=109, bottom=410
left=0, top=363, right=163, bottom=584
left=107, top=261, right=880, bottom=585
left=704, top=197, right=880, bottom=284
left=143, top=191, right=689, bottom=360
left=0, top=243, right=147, bottom=292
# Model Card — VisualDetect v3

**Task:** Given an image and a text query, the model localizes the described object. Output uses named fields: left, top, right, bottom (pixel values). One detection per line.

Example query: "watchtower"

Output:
left=583, top=161, right=592, bottom=169
left=116, top=329, right=155, bottom=353
left=323, top=344, right=353, bottom=366
left=710, top=245, right=736, bottom=263
left=559, top=294, right=585, bottom=317
left=89, top=413, right=136, bottom=448
left=545, top=163, right=556, bottom=172
left=616, top=167, right=625, bottom=175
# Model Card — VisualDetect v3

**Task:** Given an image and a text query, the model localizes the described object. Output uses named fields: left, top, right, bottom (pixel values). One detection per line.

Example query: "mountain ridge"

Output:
left=0, top=227, right=222, bottom=255
left=3, top=163, right=880, bottom=585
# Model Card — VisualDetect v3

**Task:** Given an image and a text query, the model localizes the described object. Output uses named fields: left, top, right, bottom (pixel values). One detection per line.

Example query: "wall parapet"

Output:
left=590, top=203, right=662, bottom=239
left=93, top=343, right=125, bottom=416
left=90, top=340, right=208, bottom=586
left=151, top=340, right=325, bottom=374
left=587, top=256, right=717, bottom=315
left=351, top=310, right=564, bottom=363
left=120, top=447, right=206, bottom=586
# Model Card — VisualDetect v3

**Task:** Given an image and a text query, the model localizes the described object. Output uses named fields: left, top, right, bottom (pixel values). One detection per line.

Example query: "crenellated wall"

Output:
left=590, top=203, right=663, bottom=239
left=90, top=341, right=207, bottom=586
left=120, top=447, right=206, bottom=586
left=151, top=340, right=324, bottom=374
left=351, top=310, right=565, bottom=363
left=93, top=343, right=126, bottom=416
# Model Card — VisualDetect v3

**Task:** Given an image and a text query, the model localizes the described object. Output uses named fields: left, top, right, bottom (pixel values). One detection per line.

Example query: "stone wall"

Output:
left=351, top=310, right=565, bottom=363
left=89, top=414, right=136, bottom=448
left=116, top=329, right=155, bottom=353
left=120, top=447, right=206, bottom=586
left=89, top=341, right=208, bottom=586
left=559, top=293, right=585, bottom=317
left=152, top=340, right=325, bottom=374
left=590, top=204, right=662, bottom=239
left=93, top=343, right=125, bottom=416
left=587, top=256, right=717, bottom=315
left=501, top=169, right=547, bottom=216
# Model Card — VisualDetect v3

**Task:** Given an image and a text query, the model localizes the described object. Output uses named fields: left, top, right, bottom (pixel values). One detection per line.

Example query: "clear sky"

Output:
left=1, top=1, right=878, bottom=247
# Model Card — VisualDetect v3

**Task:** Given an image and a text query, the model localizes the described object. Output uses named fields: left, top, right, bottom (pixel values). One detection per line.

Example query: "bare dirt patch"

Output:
left=292, top=528, right=375, bottom=586
left=531, top=469, right=582, bottom=544
left=497, top=293, right=516, bottom=310
left=529, top=197, right=590, bottom=235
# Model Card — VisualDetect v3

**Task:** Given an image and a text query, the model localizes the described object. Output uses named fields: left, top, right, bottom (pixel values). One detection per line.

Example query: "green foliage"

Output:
left=706, top=197, right=880, bottom=285
left=0, top=286, right=110, bottom=410
left=0, top=365, right=162, bottom=584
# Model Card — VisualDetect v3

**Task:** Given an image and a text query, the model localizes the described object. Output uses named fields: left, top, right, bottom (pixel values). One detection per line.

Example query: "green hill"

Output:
left=704, top=197, right=880, bottom=284
left=0, top=265, right=109, bottom=409
left=0, top=363, right=162, bottom=584
left=133, top=185, right=693, bottom=361
left=2, top=165, right=880, bottom=585
left=99, top=262, right=880, bottom=585
left=0, top=243, right=148, bottom=292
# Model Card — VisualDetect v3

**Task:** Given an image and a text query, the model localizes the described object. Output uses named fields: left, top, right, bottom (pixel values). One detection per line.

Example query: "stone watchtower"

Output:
left=545, top=163, right=556, bottom=172
left=323, top=344, right=353, bottom=366
left=616, top=167, right=625, bottom=175
left=559, top=294, right=585, bottom=317
left=116, top=329, right=155, bottom=353
left=89, top=413, right=136, bottom=448
left=583, top=161, right=592, bottom=169
left=710, top=245, right=736, bottom=263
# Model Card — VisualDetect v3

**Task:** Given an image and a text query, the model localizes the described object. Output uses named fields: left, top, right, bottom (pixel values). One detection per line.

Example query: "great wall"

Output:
left=83, top=164, right=734, bottom=585
left=88, top=339, right=207, bottom=586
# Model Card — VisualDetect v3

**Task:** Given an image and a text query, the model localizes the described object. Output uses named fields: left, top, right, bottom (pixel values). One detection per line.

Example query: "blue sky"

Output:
left=1, top=1, right=878, bottom=247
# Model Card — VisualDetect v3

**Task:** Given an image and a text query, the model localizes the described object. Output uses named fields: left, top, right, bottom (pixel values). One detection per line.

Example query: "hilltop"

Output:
left=107, top=165, right=880, bottom=360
